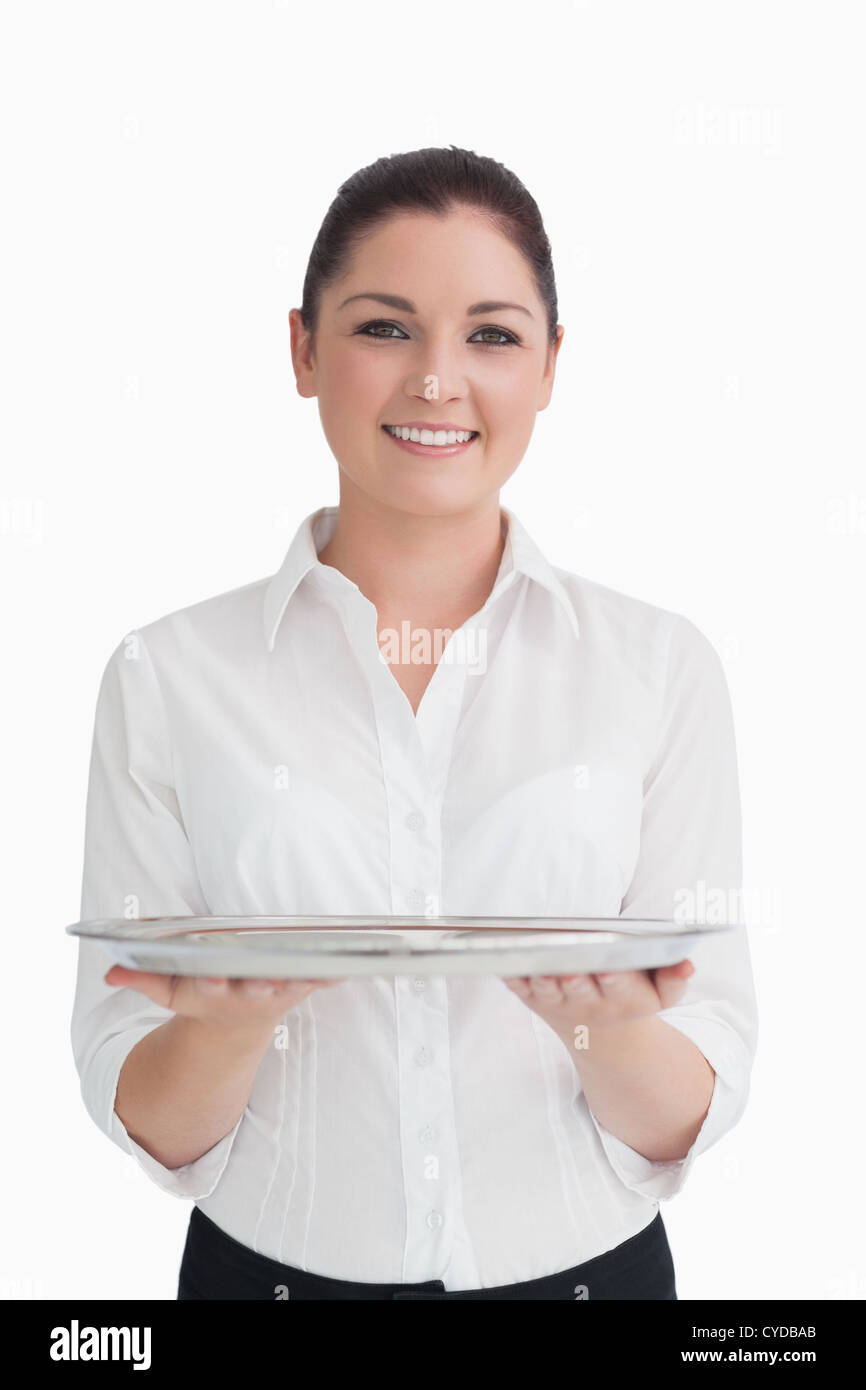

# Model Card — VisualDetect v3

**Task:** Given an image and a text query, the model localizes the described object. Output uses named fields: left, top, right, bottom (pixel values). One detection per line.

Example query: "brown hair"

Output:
left=299, top=145, right=559, bottom=349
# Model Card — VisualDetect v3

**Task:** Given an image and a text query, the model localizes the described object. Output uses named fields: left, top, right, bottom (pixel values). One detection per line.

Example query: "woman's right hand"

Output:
left=104, top=965, right=343, bottom=1030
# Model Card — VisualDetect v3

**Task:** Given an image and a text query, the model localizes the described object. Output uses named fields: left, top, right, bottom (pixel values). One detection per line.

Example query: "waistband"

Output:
left=178, top=1206, right=675, bottom=1300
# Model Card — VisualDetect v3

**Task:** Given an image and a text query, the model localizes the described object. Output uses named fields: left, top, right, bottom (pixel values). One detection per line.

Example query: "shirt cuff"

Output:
left=84, top=1022, right=242, bottom=1200
left=109, top=1107, right=241, bottom=1200
left=585, top=1014, right=751, bottom=1201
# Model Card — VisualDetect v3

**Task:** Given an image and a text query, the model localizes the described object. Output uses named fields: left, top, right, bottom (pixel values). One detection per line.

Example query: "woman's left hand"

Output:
left=501, top=960, right=695, bottom=1037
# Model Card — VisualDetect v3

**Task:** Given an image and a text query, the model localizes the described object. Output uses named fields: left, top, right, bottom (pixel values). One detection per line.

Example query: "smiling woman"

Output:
left=71, top=145, right=757, bottom=1302
left=289, top=159, right=562, bottom=537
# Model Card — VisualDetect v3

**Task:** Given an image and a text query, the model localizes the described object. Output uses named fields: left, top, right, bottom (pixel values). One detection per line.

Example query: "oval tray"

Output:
left=66, top=915, right=731, bottom=978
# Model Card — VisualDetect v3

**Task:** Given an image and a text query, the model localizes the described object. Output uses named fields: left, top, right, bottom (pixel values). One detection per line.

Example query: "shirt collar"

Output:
left=263, top=504, right=580, bottom=652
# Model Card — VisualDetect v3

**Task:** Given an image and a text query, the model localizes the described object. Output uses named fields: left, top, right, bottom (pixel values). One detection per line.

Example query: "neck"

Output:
left=316, top=482, right=506, bottom=620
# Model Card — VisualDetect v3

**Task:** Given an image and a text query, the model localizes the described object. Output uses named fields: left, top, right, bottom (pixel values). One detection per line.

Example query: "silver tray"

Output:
left=66, top=915, right=731, bottom=979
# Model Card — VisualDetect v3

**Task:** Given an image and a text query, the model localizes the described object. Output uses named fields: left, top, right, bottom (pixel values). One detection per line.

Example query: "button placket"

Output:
left=395, top=972, right=458, bottom=1271
left=334, top=583, right=482, bottom=1282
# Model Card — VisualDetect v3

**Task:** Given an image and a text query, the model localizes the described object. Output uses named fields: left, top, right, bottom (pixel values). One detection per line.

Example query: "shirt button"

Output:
left=405, top=811, right=425, bottom=832
left=418, top=1124, right=436, bottom=1143
left=412, top=976, right=427, bottom=994
left=414, top=1046, right=433, bottom=1068
left=426, top=1210, right=444, bottom=1230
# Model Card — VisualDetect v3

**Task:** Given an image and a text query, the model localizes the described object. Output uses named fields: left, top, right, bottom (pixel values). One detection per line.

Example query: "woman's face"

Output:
left=290, top=207, right=563, bottom=518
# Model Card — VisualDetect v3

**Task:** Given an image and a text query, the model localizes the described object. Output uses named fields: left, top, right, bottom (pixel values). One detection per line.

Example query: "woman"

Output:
left=71, top=146, right=758, bottom=1300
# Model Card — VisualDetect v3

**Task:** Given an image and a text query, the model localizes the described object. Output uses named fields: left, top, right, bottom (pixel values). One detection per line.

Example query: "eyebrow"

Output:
left=336, top=292, right=534, bottom=318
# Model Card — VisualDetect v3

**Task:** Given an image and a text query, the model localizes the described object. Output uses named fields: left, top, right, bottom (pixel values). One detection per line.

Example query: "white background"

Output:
left=1, top=0, right=864, bottom=1301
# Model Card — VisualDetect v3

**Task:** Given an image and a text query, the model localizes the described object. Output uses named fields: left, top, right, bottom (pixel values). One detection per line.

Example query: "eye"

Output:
left=354, top=320, right=521, bottom=350
left=354, top=320, right=410, bottom=340
left=468, top=326, right=521, bottom=350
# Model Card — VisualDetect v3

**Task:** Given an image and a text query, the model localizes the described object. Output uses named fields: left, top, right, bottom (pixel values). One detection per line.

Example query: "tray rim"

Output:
left=65, top=916, right=733, bottom=978
left=66, top=914, right=734, bottom=954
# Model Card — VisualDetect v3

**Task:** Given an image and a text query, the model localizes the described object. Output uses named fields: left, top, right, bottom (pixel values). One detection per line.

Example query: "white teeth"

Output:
left=385, top=425, right=477, bottom=446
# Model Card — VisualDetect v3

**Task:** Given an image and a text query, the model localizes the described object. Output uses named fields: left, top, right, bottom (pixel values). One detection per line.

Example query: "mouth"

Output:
left=381, top=424, right=480, bottom=457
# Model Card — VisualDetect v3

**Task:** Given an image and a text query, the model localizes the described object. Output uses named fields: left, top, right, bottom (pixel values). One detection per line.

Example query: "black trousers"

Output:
left=177, top=1206, right=677, bottom=1300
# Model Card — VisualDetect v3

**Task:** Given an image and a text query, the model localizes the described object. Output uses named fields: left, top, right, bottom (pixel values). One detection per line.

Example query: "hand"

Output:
left=501, top=960, right=695, bottom=1038
left=104, top=965, right=344, bottom=1031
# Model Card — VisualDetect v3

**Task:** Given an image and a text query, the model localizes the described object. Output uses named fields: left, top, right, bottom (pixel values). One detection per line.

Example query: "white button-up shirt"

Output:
left=71, top=504, right=758, bottom=1289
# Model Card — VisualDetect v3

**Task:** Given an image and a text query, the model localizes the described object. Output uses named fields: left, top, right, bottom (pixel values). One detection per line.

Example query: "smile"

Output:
left=384, top=425, right=479, bottom=445
left=382, top=424, right=480, bottom=457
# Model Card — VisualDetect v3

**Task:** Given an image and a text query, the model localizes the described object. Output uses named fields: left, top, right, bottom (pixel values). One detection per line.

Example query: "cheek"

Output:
left=480, top=392, right=536, bottom=469
left=320, top=349, right=391, bottom=426
left=480, top=368, right=542, bottom=429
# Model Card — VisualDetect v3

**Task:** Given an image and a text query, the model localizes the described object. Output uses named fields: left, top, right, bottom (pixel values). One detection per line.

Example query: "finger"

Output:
left=595, top=970, right=624, bottom=985
left=237, top=978, right=278, bottom=998
left=650, top=961, right=694, bottom=992
left=593, top=969, right=643, bottom=995
left=658, top=960, right=695, bottom=981
left=104, top=965, right=177, bottom=1008
left=653, top=961, right=694, bottom=1009
left=529, top=974, right=567, bottom=1003
left=561, top=974, right=601, bottom=1000
left=196, top=976, right=230, bottom=997
left=105, top=964, right=164, bottom=989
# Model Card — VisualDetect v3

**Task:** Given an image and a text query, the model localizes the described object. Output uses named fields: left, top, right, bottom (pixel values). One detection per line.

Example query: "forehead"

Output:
left=327, top=209, right=536, bottom=300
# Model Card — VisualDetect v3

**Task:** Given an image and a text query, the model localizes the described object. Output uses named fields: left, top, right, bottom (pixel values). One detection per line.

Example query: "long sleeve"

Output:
left=70, top=629, right=242, bottom=1198
left=585, top=613, right=759, bottom=1200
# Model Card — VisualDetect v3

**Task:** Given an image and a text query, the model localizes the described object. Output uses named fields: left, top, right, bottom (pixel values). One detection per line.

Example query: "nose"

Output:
left=404, top=343, right=470, bottom=406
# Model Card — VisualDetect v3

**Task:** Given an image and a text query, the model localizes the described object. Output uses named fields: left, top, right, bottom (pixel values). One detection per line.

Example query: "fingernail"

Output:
left=197, top=977, right=224, bottom=994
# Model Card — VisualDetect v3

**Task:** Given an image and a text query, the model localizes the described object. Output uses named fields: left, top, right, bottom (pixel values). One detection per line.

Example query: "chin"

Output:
left=382, top=484, right=493, bottom=519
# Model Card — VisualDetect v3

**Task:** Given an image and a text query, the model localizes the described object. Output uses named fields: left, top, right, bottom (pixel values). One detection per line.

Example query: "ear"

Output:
left=289, top=307, right=318, bottom=400
left=538, top=324, right=564, bottom=412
